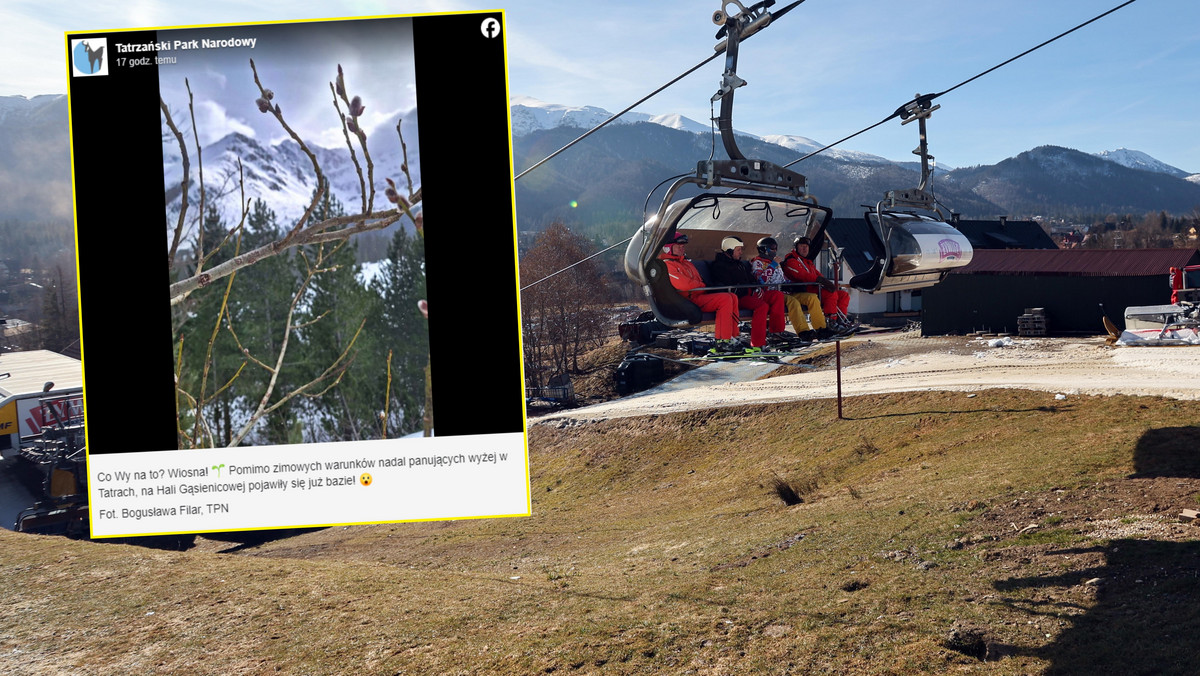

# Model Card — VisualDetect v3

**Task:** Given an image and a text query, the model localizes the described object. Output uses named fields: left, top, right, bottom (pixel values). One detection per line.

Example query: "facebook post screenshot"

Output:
left=65, top=12, right=528, bottom=538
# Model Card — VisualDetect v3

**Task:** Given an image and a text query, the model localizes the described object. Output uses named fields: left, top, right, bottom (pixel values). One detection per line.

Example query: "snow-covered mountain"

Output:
left=511, top=97, right=951, bottom=171
left=759, top=133, right=896, bottom=166
left=1093, top=148, right=1190, bottom=178
left=946, top=145, right=1200, bottom=216
left=511, top=96, right=716, bottom=137
left=0, top=94, right=64, bottom=124
left=0, top=94, right=72, bottom=222
left=164, top=108, right=421, bottom=239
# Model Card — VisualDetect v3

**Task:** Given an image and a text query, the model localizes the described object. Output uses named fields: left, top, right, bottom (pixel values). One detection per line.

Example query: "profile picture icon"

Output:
left=71, top=38, right=109, bottom=77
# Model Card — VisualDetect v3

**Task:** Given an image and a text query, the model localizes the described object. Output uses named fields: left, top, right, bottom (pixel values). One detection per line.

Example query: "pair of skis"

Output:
left=679, top=350, right=804, bottom=364
left=681, top=325, right=860, bottom=363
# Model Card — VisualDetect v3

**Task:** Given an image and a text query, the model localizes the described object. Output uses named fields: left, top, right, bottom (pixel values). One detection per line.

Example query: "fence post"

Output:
left=836, top=339, right=843, bottom=420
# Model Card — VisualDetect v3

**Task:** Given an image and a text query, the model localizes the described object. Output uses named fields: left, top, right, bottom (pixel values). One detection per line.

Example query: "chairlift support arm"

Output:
left=898, top=93, right=940, bottom=192
left=706, top=0, right=808, bottom=194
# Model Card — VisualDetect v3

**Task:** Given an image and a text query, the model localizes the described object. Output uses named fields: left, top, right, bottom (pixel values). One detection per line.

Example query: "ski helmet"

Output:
left=756, top=237, right=778, bottom=258
left=720, top=236, right=744, bottom=254
left=662, top=231, right=689, bottom=254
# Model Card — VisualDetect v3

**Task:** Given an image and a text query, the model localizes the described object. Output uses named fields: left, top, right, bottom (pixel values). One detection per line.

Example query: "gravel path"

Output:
left=533, top=333, right=1200, bottom=424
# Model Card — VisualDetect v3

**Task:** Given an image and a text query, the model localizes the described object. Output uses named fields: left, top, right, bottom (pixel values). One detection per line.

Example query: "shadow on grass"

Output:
left=201, top=527, right=327, bottom=553
left=841, top=404, right=1073, bottom=421
left=991, top=539, right=1200, bottom=674
left=1131, top=426, right=1200, bottom=478
left=98, top=533, right=199, bottom=551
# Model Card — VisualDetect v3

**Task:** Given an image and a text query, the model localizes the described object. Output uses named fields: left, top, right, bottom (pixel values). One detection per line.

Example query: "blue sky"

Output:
left=4, top=0, right=1199, bottom=172
left=154, top=19, right=417, bottom=148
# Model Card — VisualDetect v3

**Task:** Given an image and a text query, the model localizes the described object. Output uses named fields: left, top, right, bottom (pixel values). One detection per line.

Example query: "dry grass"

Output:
left=4, top=390, right=1200, bottom=674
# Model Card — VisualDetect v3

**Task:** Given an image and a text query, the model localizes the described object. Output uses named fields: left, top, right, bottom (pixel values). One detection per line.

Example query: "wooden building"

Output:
left=921, top=248, right=1200, bottom=335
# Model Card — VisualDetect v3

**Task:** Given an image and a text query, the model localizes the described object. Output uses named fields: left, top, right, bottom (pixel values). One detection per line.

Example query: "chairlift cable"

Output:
left=932, top=0, right=1138, bottom=101
left=514, top=1, right=805, bottom=182
left=519, top=235, right=634, bottom=292
left=513, top=52, right=722, bottom=182
left=783, top=0, right=1139, bottom=169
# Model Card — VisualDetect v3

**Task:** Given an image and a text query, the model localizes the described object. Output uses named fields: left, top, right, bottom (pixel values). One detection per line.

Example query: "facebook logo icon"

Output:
left=481, top=18, right=501, bottom=38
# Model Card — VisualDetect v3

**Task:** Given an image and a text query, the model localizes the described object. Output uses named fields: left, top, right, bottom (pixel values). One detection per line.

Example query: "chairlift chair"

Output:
left=625, top=191, right=832, bottom=327
left=624, top=0, right=833, bottom=329
left=846, top=95, right=973, bottom=293
left=625, top=4, right=973, bottom=329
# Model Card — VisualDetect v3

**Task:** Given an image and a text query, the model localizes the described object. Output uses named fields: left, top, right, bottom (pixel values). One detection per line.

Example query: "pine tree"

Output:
left=225, top=199, right=304, bottom=445
left=175, top=204, right=242, bottom=447
left=374, top=226, right=429, bottom=436
left=292, top=186, right=383, bottom=442
left=39, top=266, right=78, bottom=354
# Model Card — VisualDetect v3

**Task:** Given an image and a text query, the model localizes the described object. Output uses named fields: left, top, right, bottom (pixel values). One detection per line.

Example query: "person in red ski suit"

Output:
left=658, top=232, right=740, bottom=342
left=782, top=236, right=848, bottom=334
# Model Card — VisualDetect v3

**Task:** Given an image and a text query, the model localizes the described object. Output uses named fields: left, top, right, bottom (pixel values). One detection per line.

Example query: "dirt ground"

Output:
left=5, top=333, right=1200, bottom=674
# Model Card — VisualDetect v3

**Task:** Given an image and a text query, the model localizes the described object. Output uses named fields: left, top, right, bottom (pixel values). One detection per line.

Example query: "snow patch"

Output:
left=1094, top=148, right=1189, bottom=178
left=358, top=259, right=388, bottom=287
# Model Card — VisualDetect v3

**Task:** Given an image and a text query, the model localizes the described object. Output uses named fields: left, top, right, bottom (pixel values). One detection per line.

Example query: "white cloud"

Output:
left=203, top=66, right=228, bottom=91
left=195, top=99, right=255, bottom=145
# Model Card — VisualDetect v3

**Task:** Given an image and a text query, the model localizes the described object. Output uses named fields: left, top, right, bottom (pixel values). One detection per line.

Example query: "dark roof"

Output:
left=823, top=217, right=875, bottom=274
left=955, top=248, right=1200, bottom=277
left=951, top=219, right=1057, bottom=250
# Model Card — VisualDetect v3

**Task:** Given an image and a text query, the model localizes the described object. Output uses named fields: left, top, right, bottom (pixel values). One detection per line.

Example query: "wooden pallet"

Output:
left=1018, top=308, right=1048, bottom=337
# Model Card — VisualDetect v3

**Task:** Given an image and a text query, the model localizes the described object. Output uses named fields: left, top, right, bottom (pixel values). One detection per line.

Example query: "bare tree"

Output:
left=163, top=61, right=421, bottom=306
left=164, top=61, right=426, bottom=448
left=519, top=222, right=612, bottom=390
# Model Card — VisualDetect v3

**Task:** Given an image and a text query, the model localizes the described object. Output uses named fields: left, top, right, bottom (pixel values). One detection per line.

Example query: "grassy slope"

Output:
left=3, top=389, right=1200, bottom=674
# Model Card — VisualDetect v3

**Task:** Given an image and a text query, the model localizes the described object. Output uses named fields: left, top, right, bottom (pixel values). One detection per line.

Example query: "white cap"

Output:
left=720, top=236, right=743, bottom=252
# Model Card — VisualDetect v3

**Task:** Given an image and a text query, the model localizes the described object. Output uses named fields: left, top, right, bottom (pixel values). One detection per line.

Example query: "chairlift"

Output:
left=625, top=3, right=972, bottom=330
left=845, top=95, right=973, bottom=293
left=625, top=191, right=832, bottom=327
left=624, top=0, right=832, bottom=328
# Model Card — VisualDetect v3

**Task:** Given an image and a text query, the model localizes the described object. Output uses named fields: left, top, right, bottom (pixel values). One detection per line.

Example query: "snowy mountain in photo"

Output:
left=163, top=108, right=421, bottom=244
left=1093, top=148, right=1190, bottom=178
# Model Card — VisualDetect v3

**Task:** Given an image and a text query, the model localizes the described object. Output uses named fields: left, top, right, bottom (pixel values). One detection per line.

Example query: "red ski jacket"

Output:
left=660, top=252, right=707, bottom=297
left=782, top=250, right=823, bottom=285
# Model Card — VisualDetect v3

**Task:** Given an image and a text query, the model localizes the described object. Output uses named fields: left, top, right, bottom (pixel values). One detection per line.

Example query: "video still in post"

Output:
left=65, top=12, right=528, bottom=538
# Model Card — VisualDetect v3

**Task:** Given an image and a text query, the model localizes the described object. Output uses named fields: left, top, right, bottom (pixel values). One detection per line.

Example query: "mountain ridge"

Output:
left=1, top=93, right=1197, bottom=238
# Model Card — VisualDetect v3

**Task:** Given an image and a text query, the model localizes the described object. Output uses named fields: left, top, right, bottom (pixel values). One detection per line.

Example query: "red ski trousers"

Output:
left=739, top=289, right=786, bottom=347
left=822, top=287, right=850, bottom=318
left=690, top=291, right=740, bottom=341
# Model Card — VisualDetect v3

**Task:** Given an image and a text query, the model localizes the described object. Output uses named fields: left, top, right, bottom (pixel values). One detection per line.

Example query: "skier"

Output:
left=710, top=236, right=786, bottom=352
left=781, top=236, right=841, bottom=340
left=750, top=236, right=813, bottom=341
left=658, top=232, right=742, bottom=354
